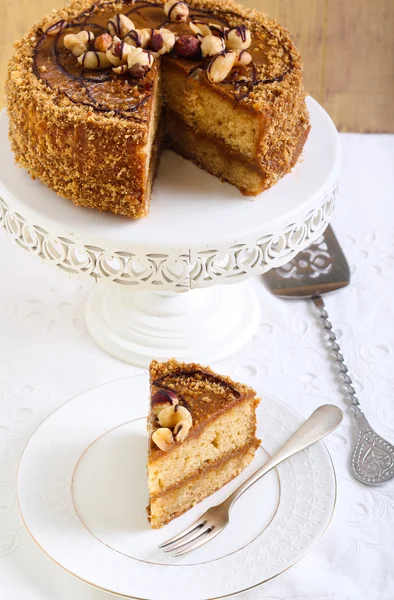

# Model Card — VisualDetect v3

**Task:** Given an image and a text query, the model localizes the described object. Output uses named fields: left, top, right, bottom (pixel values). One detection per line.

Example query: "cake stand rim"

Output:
left=0, top=96, right=339, bottom=290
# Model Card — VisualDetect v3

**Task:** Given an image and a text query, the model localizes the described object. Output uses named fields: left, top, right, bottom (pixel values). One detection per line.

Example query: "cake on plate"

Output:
left=147, top=359, right=260, bottom=528
left=6, top=0, right=310, bottom=218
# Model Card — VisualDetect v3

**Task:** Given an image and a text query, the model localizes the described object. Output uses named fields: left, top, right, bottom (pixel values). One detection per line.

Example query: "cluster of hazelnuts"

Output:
left=56, top=0, right=252, bottom=83
left=150, top=389, right=193, bottom=451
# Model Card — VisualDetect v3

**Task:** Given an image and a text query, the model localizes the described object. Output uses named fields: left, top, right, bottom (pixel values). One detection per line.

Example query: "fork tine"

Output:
left=162, top=523, right=211, bottom=554
left=171, top=525, right=223, bottom=557
left=158, top=517, right=207, bottom=549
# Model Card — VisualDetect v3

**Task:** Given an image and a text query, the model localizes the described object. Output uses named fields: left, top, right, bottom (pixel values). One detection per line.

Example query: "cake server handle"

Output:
left=224, top=404, right=342, bottom=510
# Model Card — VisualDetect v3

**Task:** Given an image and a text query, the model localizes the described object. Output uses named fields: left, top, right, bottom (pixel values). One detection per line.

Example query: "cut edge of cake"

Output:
left=147, top=359, right=261, bottom=528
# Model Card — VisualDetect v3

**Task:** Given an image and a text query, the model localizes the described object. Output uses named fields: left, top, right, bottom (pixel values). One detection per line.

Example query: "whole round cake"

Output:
left=6, top=0, right=310, bottom=218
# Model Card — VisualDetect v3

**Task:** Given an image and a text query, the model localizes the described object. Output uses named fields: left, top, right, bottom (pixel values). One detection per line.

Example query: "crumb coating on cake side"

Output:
left=6, top=0, right=309, bottom=217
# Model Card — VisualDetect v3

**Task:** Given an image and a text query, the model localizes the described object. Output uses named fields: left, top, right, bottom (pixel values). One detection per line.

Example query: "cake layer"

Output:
left=165, top=109, right=309, bottom=195
left=161, top=57, right=262, bottom=161
left=165, top=109, right=265, bottom=195
left=148, top=394, right=258, bottom=495
left=148, top=439, right=259, bottom=528
left=161, top=51, right=310, bottom=193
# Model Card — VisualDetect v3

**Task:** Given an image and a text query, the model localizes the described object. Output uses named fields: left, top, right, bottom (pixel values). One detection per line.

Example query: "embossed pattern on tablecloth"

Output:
left=1, top=133, right=394, bottom=600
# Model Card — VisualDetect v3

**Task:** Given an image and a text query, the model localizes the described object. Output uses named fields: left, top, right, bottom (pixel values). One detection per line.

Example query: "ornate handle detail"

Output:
left=312, top=294, right=394, bottom=485
left=312, top=295, right=361, bottom=416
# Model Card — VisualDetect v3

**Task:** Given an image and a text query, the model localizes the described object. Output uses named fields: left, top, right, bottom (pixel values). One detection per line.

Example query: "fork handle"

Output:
left=311, top=295, right=361, bottom=415
left=224, top=404, right=343, bottom=510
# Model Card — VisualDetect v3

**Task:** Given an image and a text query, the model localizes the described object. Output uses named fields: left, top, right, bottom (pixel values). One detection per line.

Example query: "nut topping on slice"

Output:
left=151, top=389, right=179, bottom=416
left=174, top=35, right=201, bottom=58
left=158, top=404, right=192, bottom=429
left=94, top=33, right=113, bottom=53
left=78, top=51, right=112, bottom=69
left=152, top=428, right=174, bottom=451
left=225, top=25, right=251, bottom=51
left=174, top=420, right=191, bottom=442
left=234, top=50, right=252, bottom=67
left=164, top=0, right=189, bottom=22
left=207, top=50, right=235, bottom=83
left=108, top=14, right=135, bottom=38
left=64, top=31, right=95, bottom=57
left=150, top=29, right=176, bottom=55
left=201, top=35, right=225, bottom=60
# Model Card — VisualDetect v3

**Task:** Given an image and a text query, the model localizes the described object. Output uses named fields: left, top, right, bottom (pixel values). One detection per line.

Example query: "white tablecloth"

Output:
left=1, top=133, right=394, bottom=600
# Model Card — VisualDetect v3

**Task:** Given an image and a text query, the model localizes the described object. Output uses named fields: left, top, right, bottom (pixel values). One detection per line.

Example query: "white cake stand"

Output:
left=0, top=97, right=339, bottom=366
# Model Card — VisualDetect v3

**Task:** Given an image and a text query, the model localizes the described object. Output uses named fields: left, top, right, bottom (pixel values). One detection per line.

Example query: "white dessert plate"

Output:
left=17, top=375, right=336, bottom=600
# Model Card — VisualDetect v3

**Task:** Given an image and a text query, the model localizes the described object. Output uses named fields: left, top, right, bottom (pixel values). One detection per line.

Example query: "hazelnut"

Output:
left=189, top=19, right=211, bottom=37
left=174, top=420, right=191, bottom=442
left=140, top=29, right=153, bottom=48
left=152, top=428, right=174, bottom=451
left=201, top=35, right=225, bottom=59
left=124, top=28, right=151, bottom=48
left=151, top=389, right=179, bottom=416
left=95, top=33, right=113, bottom=53
left=78, top=51, right=112, bottom=69
left=108, top=13, right=135, bottom=38
left=112, top=64, right=129, bottom=75
left=207, top=50, right=235, bottom=83
left=225, top=25, right=251, bottom=51
left=127, top=48, right=154, bottom=69
left=64, top=30, right=94, bottom=57
left=129, top=63, right=147, bottom=78
left=43, top=18, right=67, bottom=36
left=158, top=404, right=192, bottom=429
left=234, top=50, right=252, bottom=67
left=174, top=35, right=201, bottom=58
left=150, top=28, right=176, bottom=55
left=106, top=39, right=131, bottom=66
left=164, top=0, right=189, bottom=22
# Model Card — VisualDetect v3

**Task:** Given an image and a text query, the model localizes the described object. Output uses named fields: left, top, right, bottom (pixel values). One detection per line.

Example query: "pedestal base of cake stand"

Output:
left=85, top=282, right=260, bottom=367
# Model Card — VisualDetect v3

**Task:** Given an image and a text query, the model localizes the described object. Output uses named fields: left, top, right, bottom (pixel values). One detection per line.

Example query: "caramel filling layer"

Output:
left=149, top=438, right=259, bottom=502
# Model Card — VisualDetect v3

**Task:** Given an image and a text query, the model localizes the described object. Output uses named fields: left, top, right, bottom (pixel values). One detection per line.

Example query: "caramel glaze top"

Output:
left=148, top=360, right=259, bottom=459
left=33, top=0, right=295, bottom=122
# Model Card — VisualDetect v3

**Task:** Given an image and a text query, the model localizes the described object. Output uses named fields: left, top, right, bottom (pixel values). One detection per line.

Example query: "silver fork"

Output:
left=159, top=404, right=343, bottom=557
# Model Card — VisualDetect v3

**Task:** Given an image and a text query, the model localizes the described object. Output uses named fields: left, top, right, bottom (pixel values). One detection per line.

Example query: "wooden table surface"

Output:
left=1, top=0, right=393, bottom=132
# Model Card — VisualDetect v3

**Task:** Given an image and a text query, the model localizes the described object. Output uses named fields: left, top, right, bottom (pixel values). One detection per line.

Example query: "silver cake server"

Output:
left=263, top=225, right=394, bottom=485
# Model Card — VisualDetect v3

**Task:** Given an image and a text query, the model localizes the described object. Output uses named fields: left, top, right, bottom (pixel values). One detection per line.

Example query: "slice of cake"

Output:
left=6, top=0, right=310, bottom=218
left=147, top=359, right=260, bottom=528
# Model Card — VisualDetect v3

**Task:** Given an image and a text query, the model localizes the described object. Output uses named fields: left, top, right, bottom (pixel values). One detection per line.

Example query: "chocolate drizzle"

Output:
left=34, top=12, right=152, bottom=120
left=52, top=25, right=111, bottom=82
left=153, top=369, right=241, bottom=398
left=167, top=1, right=186, bottom=20
left=32, top=0, right=295, bottom=118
